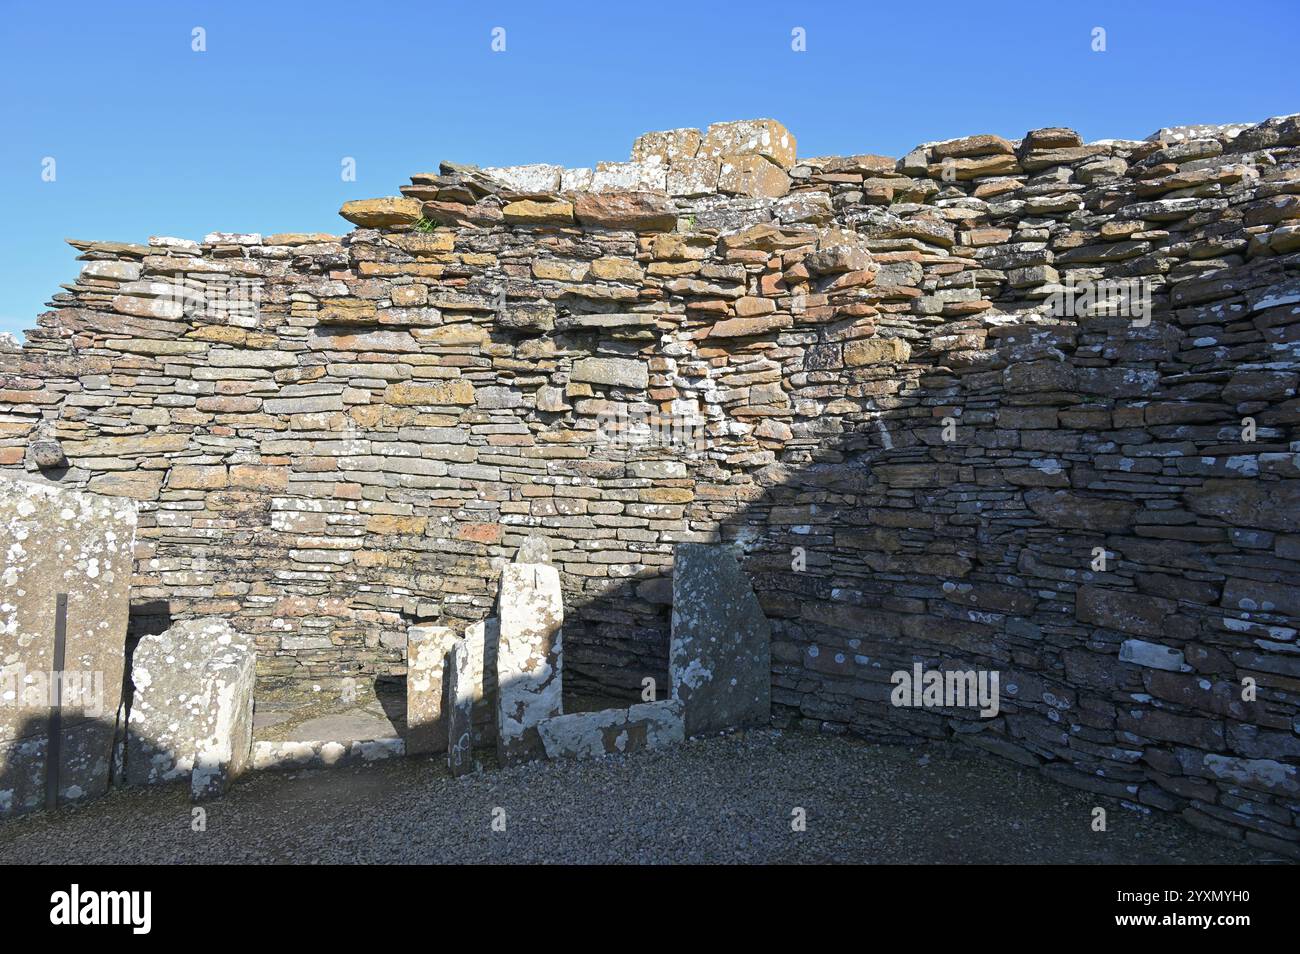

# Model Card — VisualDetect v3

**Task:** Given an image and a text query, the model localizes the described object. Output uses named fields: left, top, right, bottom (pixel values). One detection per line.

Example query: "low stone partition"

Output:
left=0, top=476, right=137, bottom=817
left=123, top=617, right=256, bottom=800
left=538, top=700, right=685, bottom=759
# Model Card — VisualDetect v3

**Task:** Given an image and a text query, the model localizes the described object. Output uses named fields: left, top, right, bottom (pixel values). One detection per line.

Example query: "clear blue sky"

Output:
left=1, top=0, right=1296, bottom=340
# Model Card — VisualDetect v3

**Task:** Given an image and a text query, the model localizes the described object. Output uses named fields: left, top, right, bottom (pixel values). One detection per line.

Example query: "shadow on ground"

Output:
left=0, top=730, right=1287, bottom=865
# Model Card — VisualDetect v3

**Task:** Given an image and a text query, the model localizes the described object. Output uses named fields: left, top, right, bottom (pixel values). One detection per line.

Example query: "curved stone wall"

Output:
left=3, top=114, right=1298, bottom=851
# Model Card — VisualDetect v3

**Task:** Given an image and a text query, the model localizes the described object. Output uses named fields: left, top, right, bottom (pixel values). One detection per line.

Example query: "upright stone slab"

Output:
left=496, top=563, right=563, bottom=766
left=406, top=624, right=458, bottom=755
left=124, top=617, right=256, bottom=800
left=446, top=638, right=475, bottom=776
left=669, top=543, right=771, bottom=737
left=0, top=477, right=137, bottom=817
left=463, top=617, right=498, bottom=747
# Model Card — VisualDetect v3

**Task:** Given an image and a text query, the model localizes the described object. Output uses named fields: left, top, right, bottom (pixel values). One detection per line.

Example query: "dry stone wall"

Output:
left=3, top=114, right=1300, bottom=851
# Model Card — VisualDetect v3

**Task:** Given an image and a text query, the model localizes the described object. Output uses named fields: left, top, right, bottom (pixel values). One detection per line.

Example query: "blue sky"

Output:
left=1, top=0, right=1296, bottom=339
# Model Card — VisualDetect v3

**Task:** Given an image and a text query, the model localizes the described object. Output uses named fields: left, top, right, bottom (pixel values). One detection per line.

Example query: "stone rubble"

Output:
left=2, top=113, right=1299, bottom=851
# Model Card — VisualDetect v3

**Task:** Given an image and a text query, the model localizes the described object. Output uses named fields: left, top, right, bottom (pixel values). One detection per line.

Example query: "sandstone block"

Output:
left=384, top=380, right=476, bottom=405
left=843, top=337, right=910, bottom=365
left=590, top=160, right=667, bottom=193
left=700, top=119, right=797, bottom=169
left=630, top=127, right=702, bottom=164
left=1120, top=639, right=1187, bottom=671
left=482, top=163, right=563, bottom=193
left=339, top=197, right=423, bottom=228
left=446, top=636, right=476, bottom=776
left=502, top=199, right=574, bottom=225
left=571, top=357, right=648, bottom=390
left=574, top=192, right=677, bottom=231
left=667, top=157, right=721, bottom=197
left=717, top=155, right=791, bottom=199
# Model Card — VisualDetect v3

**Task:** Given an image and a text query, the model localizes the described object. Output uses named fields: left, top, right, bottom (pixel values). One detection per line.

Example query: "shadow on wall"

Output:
left=536, top=268, right=1300, bottom=848
left=0, top=712, right=163, bottom=819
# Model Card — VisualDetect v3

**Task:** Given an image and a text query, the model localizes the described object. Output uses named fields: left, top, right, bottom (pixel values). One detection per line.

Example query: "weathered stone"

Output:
left=482, top=163, right=563, bottom=192
left=571, top=357, right=648, bottom=390
left=208, top=349, right=298, bottom=369
left=27, top=437, right=67, bottom=470
left=124, top=617, right=255, bottom=801
left=86, top=471, right=164, bottom=501
left=718, top=155, right=791, bottom=199
left=385, top=380, right=476, bottom=405
left=1025, top=489, right=1137, bottom=531
left=537, top=700, right=685, bottom=759
left=516, top=534, right=552, bottom=564
left=502, top=199, right=574, bottom=225
left=446, top=636, right=476, bottom=776
left=405, top=625, right=459, bottom=756
left=1119, top=639, right=1186, bottom=672
left=573, top=192, right=677, bottom=231
left=700, top=119, right=797, bottom=169
left=496, top=562, right=563, bottom=765
left=932, top=134, right=1016, bottom=159
left=1076, top=586, right=1176, bottom=638
left=843, top=337, right=910, bottom=365
left=667, top=158, right=721, bottom=197
left=0, top=478, right=136, bottom=816
left=590, top=160, right=667, bottom=193
left=630, top=128, right=702, bottom=164
left=499, top=301, right=556, bottom=332
left=669, top=544, right=771, bottom=737
left=1185, top=479, right=1300, bottom=532
left=709, top=312, right=792, bottom=338
left=339, top=197, right=423, bottom=228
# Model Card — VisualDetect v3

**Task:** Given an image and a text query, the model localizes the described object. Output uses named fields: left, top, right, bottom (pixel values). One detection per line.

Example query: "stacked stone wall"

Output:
left=3, top=114, right=1299, bottom=851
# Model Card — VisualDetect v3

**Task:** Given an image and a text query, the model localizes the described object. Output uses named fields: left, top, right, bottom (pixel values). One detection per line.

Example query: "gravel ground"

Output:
left=0, top=731, right=1284, bottom=864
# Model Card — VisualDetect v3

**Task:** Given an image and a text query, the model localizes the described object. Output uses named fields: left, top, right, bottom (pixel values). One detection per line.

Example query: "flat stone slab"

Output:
left=538, top=700, right=685, bottom=760
left=286, top=710, right=399, bottom=743
left=0, top=477, right=137, bottom=816
left=124, top=617, right=256, bottom=801
left=496, top=563, right=563, bottom=765
left=251, top=737, right=404, bottom=772
left=670, top=543, right=771, bottom=737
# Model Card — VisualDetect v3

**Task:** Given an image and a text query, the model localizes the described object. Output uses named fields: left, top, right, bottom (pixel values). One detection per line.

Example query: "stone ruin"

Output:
left=1, top=114, right=1299, bottom=855
left=407, top=535, right=769, bottom=770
